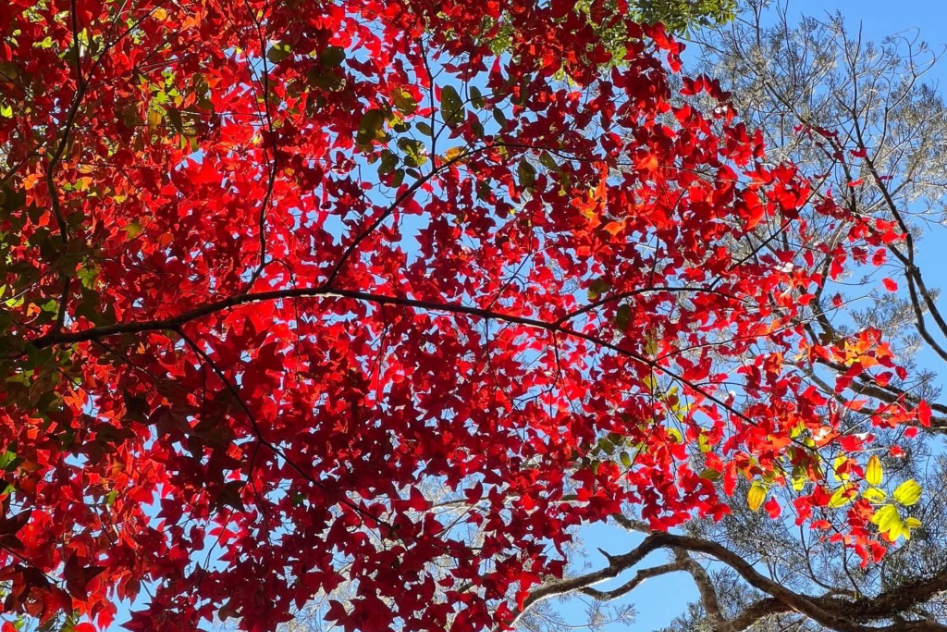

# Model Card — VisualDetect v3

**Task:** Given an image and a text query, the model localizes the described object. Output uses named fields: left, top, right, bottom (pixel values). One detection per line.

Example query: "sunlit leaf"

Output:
left=893, top=479, right=922, bottom=507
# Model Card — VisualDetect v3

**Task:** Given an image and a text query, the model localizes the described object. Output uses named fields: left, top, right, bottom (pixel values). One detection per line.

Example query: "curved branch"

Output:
left=674, top=549, right=724, bottom=626
left=579, top=562, right=686, bottom=601
left=28, top=285, right=769, bottom=433
left=720, top=598, right=791, bottom=632
left=517, top=529, right=947, bottom=632
left=512, top=534, right=666, bottom=622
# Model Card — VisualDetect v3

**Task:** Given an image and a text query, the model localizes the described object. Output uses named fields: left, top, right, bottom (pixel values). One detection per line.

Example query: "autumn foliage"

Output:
left=0, top=0, right=924, bottom=630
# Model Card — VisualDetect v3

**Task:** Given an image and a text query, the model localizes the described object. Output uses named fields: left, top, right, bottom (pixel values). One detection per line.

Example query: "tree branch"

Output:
left=517, top=528, right=947, bottom=632
left=29, top=284, right=772, bottom=434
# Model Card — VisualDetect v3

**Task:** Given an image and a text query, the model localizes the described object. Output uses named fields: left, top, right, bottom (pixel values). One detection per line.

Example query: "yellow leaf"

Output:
left=893, top=479, right=922, bottom=507
left=697, top=433, right=711, bottom=454
left=829, top=485, right=854, bottom=508
left=863, top=487, right=887, bottom=503
left=644, top=336, right=659, bottom=357
left=903, top=516, right=922, bottom=540
left=871, top=504, right=902, bottom=536
left=444, top=147, right=466, bottom=162
left=791, top=473, right=806, bottom=492
left=889, top=519, right=905, bottom=541
left=147, top=106, right=163, bottom=128
left=747, top=482, right=766, bottom=512
left=866, top=455, right=883, bottom=487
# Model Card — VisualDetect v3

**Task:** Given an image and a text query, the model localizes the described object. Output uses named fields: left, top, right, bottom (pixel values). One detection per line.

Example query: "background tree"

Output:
left=0, top=1, right=925, bottom=632
left=632, top=0, right=738, bottom=35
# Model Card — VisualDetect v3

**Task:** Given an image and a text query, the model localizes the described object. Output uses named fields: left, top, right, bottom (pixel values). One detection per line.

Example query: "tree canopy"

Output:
left=0, top=0, right=929, bottom=631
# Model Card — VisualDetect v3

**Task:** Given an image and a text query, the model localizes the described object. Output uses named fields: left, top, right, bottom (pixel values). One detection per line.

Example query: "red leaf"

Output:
left=918, top=400, right=932, bottom=428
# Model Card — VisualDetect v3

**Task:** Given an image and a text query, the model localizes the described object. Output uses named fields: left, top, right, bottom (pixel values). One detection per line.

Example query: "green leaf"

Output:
left=587, top=278, right=610, bottom=301
left=0, top=184, right=26, bottom=215
left=77, top=263, right=99, bottom=290
left=517, top=159, right=536, bottom=188
left=893, top=479, right=922, bottom=506
left=392, top=87, right=418, bottom=115
left=699, top=468, right=722, bottom=481
left=539, top=152, right=559, bottom=172
left=0, top=449, right=17, bottom=471
left=613, top=304, right=631, bottom=330
left=308, top=67, right=344, bottom=92
left=493, top=108, right=507, bottom=130
left=124, top=221, right=143, bottom=239
left=619, top=451, right=632, bottom=468
left=266, top=42, right=294, bottom=64
left=356, top=109, right=387, bottom=147
left=320, top=46, right=346, bottom=67
left=440, top=85, right=463, bottom=127
left=596, top=436, right=615, bottom=456
left=470, top=86, right=485, bottom=109
left=168, top=108, right=183, bottom=135
left=416, top=122, right=433, bottom=136
left=377, top=150, right=399, bottom=176
left=397, top=137, right=427, bottom=168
